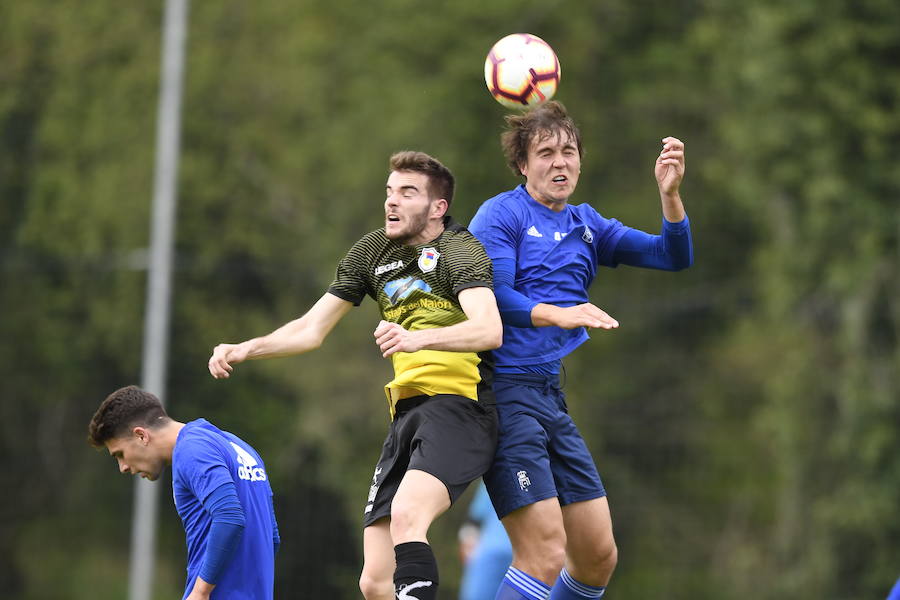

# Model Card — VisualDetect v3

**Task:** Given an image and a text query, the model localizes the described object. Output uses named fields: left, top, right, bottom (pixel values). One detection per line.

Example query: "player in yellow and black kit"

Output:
left=208, top=151, right=502, bottom=600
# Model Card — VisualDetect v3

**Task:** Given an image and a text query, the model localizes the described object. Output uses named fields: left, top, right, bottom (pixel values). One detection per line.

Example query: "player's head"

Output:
left=88, top=385, right=173, bottom=481
left=385, top=151, right=455, bottom=244
left=501, top=101, right=583, bottom=207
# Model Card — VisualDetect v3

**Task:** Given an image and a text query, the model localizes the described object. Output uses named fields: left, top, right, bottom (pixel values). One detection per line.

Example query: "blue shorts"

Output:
left=484, top=373, right=606, bottom=519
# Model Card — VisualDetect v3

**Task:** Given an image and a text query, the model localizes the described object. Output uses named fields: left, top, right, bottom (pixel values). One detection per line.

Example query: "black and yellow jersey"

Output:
left=327, top=217, right=494, bottom=417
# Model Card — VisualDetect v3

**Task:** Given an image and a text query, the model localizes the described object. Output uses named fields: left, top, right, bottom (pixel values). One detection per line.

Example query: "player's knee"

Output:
left=598, top=539, right=618, bottom=572
left=546, top=541, right=568, bottom=575
left=359, top=569, right=393, bottom=600
left=515, top=531, right=567, bottom=581
left=574, top=537, right=618, bottom=580
left=388, top=502, right=426, bottom=541
left=529, top=546, right=567, bottom=583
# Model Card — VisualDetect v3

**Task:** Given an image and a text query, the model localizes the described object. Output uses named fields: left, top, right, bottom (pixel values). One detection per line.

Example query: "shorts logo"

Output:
left=517, top=470, right=531, bottom=491
left=418, top=247, right=440, bottom=273
left=230, top=442, right=267, bottom=482
left=364, top=466, right=382, bottom=514
left=384, top=276, right=431, bottom=305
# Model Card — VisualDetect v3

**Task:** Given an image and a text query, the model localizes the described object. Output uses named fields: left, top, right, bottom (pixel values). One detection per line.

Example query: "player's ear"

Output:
left=133, top=426, right=150, bottom=445
left=432, top=198, right=449, bottom=218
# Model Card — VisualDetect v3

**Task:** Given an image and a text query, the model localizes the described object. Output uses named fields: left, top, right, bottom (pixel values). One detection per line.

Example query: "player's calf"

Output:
left=394, top=541, right=439, bottom=600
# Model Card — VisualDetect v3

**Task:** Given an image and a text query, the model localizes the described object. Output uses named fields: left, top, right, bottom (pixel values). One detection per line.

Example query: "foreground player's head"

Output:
left=384, top=151, right=455, bottom=245
left=501, top=101, right=583, bottom=208
left=88, top=385, right=176, bottom=481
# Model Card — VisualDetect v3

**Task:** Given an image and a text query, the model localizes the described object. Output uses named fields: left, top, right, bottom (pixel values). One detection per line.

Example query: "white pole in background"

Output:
left=131, top=1, right=189, bottom=600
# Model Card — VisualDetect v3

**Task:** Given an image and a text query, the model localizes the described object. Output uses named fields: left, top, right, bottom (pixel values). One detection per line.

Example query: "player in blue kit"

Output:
left=458, top=482, right=513, bottom=600
left=888, top=577, right=900, bottom=600
left=468, top=100, right=693, bottom=600
left=88, top=385, right=280, bottom=600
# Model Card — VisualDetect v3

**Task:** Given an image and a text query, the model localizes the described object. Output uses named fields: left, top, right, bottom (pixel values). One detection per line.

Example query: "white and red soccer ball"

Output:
left=484, top=33, right=561, bottom=109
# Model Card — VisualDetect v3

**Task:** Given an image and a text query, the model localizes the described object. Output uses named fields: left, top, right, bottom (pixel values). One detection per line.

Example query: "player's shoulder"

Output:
left=174, top=420, right=229, bottom=457
left=434, top=221, right=488, bottom=273
left=442, top=217, right=475, bottom=240
left=570, top=201, right=616, bottom=224
left=440, top=219, right=486, bottom=251
left=177, top=419, right=213, bottom=443
left=569, top=200, right=601, bottom=215
left=471, top=186, right=529, bottom=227
left=488, top=185, right=529, bottom=212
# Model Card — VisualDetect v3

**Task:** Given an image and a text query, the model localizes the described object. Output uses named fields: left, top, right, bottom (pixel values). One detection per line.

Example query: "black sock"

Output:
left=393, top=541, right=438, bottom=600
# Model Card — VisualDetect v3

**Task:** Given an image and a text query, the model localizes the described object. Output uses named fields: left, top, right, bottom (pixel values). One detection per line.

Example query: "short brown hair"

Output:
left=88, top=385, right=169, bottom=448
left=500, top=100, right=584, bottom=176
left=389, top=151, right=455, bottom=206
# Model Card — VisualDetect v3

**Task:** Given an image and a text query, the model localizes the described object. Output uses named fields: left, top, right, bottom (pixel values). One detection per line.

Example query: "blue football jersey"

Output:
left=469, top=185, right=629, bottom=367
left=172, top=419, right=277, bottom=600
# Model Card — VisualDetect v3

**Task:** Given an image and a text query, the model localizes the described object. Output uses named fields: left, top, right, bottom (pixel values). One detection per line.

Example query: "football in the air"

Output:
left=484, top=33, right=561, bottom=109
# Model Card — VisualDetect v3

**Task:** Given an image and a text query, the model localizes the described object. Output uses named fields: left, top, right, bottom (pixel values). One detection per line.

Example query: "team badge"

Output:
left=418, top=247, right=440, bottom=273
left=582, top=226, right=594, bottom=244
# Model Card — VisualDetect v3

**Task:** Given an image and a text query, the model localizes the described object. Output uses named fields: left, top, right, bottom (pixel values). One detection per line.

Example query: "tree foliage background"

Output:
left=1, top=1, right=898, bottom=598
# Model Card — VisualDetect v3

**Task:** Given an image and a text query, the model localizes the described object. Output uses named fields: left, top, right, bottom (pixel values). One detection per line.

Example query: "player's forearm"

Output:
left=530, top=303, right=565, bottom=327
left=660, top=190, right=686, bottom=223
left=530, top=302, right=618, bottom=330
left=492, top=257, right=538, bottom=328
left=495, top=283, right=539, bottom=328
left=186, top=576, right=216, bottom=599
left=611, top=219, right=693, bottom=271
left=413, top=318, right=502, bottom=352
left=197, top=484, right=245, bottom=589
left=244, top=317, right=326, bottom=360
left=241, top=293, right=351, bottom=361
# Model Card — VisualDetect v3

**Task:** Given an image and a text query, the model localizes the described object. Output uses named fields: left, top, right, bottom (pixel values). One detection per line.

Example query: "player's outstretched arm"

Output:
left=208, top=293, right=353, bottom=379
left=374, top=286, right=502, bottom=358
left=531, top=302, right=619, bottom=330
left=654, top=136, right=687, bottom=223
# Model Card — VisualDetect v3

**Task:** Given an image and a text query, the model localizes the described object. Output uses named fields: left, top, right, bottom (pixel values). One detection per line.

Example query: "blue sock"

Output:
left=549, top=568, right=605, bottom=599
left=495, top=566, right=551, bottom=600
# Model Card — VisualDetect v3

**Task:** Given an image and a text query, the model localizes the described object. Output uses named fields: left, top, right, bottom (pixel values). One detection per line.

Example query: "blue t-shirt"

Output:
left=469, top=184, right=630, bottom=367
left=172, top=419, right=277, bottom=600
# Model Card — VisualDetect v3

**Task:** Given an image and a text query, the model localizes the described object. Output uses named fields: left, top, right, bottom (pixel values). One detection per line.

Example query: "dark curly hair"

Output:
left=87, top=385, right=169, bottom=448
left=500, top=100, right=583, bottom=177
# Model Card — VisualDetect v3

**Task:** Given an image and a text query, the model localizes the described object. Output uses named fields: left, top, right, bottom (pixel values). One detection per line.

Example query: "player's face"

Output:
left=105, top=432, right=166, bottom=481
left=384, top=170, right=434, bottom=244
left=520, top=129, right=581, bottom=210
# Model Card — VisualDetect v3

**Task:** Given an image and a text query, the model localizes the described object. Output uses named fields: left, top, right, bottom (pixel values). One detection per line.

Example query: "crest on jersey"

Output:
left=582, top=226, right=594, bottom=244
left=418, top=247, right=440, bottom=273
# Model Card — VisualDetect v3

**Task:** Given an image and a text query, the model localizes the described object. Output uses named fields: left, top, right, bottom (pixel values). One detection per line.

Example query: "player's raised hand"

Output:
left=533, top=303, right=619, bottom=330
left=654, top=136, right=685, bottom=196
left=208, top=343, right=249, bottom=379
left=374, top=320, right=421, bottom=358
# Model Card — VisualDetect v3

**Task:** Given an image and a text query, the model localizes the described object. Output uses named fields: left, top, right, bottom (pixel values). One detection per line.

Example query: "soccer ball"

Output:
left=484, top=33, right=561, bottom=109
